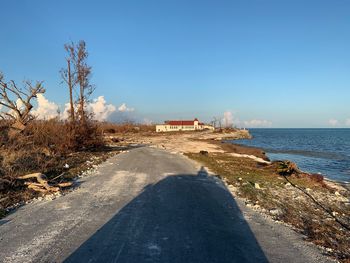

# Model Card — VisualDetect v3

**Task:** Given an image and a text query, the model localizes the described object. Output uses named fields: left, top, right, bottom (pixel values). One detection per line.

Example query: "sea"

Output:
left=231, top=128, right=350, bottom=183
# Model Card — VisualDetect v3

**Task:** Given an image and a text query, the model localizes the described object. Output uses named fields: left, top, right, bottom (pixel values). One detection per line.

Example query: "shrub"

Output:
left=100, top=122, right=155, bottom=134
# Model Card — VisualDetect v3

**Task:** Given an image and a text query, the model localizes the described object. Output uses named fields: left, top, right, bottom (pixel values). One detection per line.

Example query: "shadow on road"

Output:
left=64, top=168, right=268, bottom=263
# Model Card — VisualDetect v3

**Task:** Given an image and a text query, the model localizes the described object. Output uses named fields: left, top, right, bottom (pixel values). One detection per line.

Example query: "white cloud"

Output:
left=61, top=103, right=71, bottom=120
left=3, top=94, right=122, bottom=122
left=218, top=111, right=271, bottom=128
left=15, top=98, right=25, bottom=110
left=222, top=111, right=234, bottom=128
left=118, top=103, right=134, bottom=112
left=243, top=119, right=272, bottom=128
left=31, top=94, right=59, bottom=120
left=5, top=98, right=24, bottom=118
left=328, top=119, right=339, bottom=126
left=61, top=96, right=118, bottom=121
left=88, top=96, right=117, bottom=121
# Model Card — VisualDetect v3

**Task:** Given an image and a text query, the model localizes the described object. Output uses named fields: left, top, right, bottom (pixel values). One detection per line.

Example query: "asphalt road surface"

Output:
left=0, top=147, right=333, bottom=263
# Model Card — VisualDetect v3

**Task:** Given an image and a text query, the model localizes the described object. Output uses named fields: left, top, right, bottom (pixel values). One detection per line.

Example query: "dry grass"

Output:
left=100, top=122, right=156, bottom=134
left=0, top=119, right=113, bottom=216
left=187, top=152, right=350, bottom=262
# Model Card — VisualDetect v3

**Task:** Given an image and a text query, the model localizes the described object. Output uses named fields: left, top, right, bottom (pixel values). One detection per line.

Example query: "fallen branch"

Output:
left=283, top=175, right=350, bottom=232
left=18, top=173, right=57, bottom=191
left=57, top=182, right=73, bottom=188
left=18, top=173, right=73, bottom=192
left=27, top=184, right=49, bottom=193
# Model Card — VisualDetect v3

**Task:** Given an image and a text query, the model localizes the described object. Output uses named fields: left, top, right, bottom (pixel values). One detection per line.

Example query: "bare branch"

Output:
left=0, top=71, right=45, bottom=133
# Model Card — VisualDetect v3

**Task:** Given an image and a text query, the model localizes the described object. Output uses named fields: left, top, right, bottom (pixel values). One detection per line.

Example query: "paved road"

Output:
left=0, top=147, right=333, bottom=263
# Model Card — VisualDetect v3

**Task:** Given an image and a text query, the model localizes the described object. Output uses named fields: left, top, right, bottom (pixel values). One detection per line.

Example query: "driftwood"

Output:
left=18, top=173, right=72, bottom=192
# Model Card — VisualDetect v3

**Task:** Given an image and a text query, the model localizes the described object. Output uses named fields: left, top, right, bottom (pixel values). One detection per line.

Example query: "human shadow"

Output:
left=64, top=169, right=268, bottom=263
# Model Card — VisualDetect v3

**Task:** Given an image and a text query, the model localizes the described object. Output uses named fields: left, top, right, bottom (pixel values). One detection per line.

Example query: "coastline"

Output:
left=230, top=128, right=350, bottom=184
left=230, top=140, right=350, bottom=185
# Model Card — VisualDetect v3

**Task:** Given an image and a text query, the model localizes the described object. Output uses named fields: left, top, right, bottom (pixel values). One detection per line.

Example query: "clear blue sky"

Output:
left=1, top=0, right=349, bottom=127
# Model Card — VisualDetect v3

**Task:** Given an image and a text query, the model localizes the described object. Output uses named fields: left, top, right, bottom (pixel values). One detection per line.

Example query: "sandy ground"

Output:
left=111, top=130, right=253, bottom=154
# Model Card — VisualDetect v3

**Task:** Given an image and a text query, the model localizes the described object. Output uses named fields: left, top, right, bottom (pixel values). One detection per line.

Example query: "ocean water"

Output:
left=231, top=129, right=350, bottom=183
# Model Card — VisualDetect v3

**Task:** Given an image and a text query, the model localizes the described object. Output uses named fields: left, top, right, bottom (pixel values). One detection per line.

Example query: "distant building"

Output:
left=156, top=118, right=215, bottom=132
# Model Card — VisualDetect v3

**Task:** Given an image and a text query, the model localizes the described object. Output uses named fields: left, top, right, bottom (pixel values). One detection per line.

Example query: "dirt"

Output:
left=107, top=129, right=253, bottom=155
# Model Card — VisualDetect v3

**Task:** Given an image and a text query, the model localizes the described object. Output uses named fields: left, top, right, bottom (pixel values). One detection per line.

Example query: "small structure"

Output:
left=156, top=118, right=214, bottom=133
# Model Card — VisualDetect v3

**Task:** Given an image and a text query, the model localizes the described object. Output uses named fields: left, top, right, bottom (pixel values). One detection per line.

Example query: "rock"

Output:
left=276, top=160, right=300, bottom=176
left=44, top=195, right=54, bottom=201
left=254, top=183, right=261, bottom=189
left=199, top=150, right=209, bottom=156
left=269, top=208, right=282, bottom=216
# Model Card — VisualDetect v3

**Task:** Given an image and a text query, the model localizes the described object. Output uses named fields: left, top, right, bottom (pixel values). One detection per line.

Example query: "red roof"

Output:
left=166, top=120, right=194, bottom=125
left=165, top=118, right=202, bottom=126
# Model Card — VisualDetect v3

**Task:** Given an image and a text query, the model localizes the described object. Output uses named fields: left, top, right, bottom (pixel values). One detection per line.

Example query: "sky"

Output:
left=0, top=0, right=349, bottom=127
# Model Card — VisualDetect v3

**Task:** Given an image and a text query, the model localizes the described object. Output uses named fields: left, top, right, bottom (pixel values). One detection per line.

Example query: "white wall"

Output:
left=156, top=123, right=215, bottom=132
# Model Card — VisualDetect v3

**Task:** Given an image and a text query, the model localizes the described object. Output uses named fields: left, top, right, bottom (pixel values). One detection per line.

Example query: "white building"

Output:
left=156, top=118, right=215, bottom=133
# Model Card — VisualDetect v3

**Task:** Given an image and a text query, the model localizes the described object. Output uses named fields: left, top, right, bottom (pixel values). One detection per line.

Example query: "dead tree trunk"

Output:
left=67, top=59, right=75, bottom=123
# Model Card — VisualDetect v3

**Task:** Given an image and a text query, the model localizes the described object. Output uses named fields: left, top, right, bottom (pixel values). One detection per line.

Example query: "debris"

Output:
left=18, top=173, right=72, bottom=193
left=254, top=183, right=261, bottom=189
left=269, top=208, right=282, bottom=216
left=276, top=160, right=300, bottom=176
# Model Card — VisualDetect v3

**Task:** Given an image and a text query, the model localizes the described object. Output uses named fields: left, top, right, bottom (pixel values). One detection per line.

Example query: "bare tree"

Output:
left=217, top=116, right=222, bottom=130
left=212, top=117, right=218, bottom=128
left=0, top=72, right=45, bottom=133
left=73, top=41, right=94, bottom=124
left=60, top=42, right=76, bottom=123
left=212, top=116, right=222, bottom=129
left=61, top=40, right=94, bottom=125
